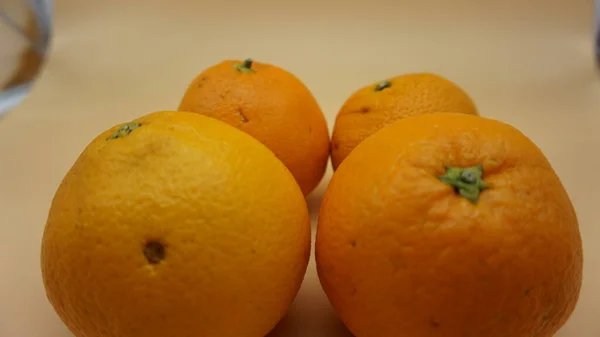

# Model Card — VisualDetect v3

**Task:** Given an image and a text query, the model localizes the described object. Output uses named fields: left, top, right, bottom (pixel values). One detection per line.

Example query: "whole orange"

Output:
left=330, top=73, right=478, bottom=170
left=41, top=111, right=311, bottom=337
left=178, top=58, right=330, bottom=196
left=316, top=113, right=582, bottom=337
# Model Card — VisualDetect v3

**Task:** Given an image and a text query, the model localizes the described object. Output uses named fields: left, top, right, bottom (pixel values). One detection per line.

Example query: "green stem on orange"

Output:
left=374, top=80, right=391, bottom=91
left=438, top=165, right=489, bottom=204
left=234, top=58, right=255, bottom=73
left=106, top=122, right=141, bottom=140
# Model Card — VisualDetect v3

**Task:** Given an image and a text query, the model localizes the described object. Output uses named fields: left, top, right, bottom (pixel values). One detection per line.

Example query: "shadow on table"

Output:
left=267, top=308, right=353, bottom=337
left=266, top=276, right=354, bottom=337
left=306, top=177, right=328, bottom=223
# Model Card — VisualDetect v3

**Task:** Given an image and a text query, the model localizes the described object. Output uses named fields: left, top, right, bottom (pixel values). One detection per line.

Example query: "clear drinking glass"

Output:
left=0, top=0, right=52, bottom=117
left=596, top=0, right=600, bottom=65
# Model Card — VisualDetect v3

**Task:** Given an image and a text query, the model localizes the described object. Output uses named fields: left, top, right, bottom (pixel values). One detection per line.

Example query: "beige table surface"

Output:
left=1, top=0, right=599, bottom=336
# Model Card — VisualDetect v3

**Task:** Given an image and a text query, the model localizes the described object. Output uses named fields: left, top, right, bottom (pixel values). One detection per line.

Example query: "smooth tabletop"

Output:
left=1, top=1, right=599, bottom=336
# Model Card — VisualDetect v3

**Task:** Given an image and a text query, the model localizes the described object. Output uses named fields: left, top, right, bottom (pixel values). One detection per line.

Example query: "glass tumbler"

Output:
left=0, top=0, right=52, bottom=117
left=596, top=0, right=600, bottom=65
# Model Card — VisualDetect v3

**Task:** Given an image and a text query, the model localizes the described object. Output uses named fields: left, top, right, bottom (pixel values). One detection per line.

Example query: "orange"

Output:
left=330, top=73, right=478, bottom=170
left=316, top=113, right=582, bottom=337
left=178, top=58, right=330, bottom=196
left=41, top=111, right=311, bottom=337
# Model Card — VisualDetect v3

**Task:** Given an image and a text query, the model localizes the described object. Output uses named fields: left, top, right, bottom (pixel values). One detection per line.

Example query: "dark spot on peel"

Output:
left=333, top=142, right=340, bottom=150
left=360, top=106, right=371, bottom=113
left=201, top=77, right=207, bottom=81
left=542, top=312, right=551, bottom=321
left=350, top=240, right=357, bottom=247
left=430, top=317, right=441, bottom=328
left=524, top=287, right=533, bottom=296
left=144, top=241, right=165, bottom=264
left=236, top=108, right=249, bottom=123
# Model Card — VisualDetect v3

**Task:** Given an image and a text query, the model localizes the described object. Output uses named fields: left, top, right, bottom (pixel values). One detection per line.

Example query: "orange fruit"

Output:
left=41, top=111, right=311, bottom=337
left=178, top=58, right=330, bottom=196
left=316, top=113, right=582, bottom=337
left=330, top=73, right=478, bottom=170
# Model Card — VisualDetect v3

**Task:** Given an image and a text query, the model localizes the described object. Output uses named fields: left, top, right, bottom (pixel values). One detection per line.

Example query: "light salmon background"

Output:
left=0, top=0, right=598, bottom=336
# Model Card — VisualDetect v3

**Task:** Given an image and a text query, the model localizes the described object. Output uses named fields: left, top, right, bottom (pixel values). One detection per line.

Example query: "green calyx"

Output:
left=106, top=122, right=141, bottom=140
left=234, top=58, right=255, bottom=73
left=438, top=165, right=489, bottom=204
left=375, top=80, right=391, bottom=91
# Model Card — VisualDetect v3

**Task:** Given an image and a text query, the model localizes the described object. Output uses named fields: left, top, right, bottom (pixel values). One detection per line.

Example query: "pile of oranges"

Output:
left=41, top=58, right=583, bottom=337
